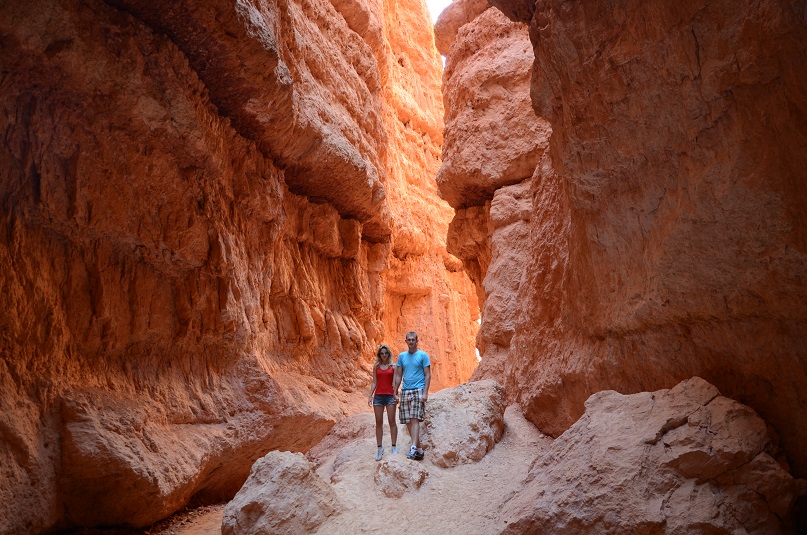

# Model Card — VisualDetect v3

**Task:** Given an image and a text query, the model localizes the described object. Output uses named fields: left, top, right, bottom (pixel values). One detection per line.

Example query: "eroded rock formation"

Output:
left=438, top=0, right=807, bottom=483
left=228, top=378, right=802, bottom=534
left=221, top=451, right=340, bottom=535
left=0, top=0, right=478, bottom=532
left=498, top=378, right=805, bottom=534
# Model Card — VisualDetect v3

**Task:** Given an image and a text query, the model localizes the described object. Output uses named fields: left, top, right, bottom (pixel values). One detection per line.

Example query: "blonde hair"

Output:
left=375, top=344, right=393, bottom=367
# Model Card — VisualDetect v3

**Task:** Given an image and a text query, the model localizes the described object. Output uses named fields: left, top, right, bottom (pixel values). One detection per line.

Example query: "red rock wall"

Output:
left=438, top=0, right=807, bottom=479
left=0, top=0, right=477, bottom=532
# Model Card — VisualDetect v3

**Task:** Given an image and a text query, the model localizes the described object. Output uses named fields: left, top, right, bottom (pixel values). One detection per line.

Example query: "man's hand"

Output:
left=421, top=392, right=428, bottom=403
left=393, top=392, right=399, bottom=404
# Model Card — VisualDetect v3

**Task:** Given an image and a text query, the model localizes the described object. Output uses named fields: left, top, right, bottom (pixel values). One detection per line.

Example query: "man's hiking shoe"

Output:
left=406, top=445, right=417, bottom=459
left=375, top=446, right=384, bottom=461
left=414, top=449, right=424, bottom=460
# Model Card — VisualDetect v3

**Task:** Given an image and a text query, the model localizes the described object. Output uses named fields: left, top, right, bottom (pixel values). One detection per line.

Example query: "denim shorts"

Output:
left=373, top=394, right=396, bottom=406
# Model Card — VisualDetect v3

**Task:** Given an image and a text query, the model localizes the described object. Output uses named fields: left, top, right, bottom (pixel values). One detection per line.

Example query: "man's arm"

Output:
left=422, top=365, right=430, bottom=402
left=393, top=365, right=402, bottom=403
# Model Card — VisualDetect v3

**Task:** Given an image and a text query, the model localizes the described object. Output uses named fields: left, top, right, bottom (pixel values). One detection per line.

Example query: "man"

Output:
left=393, top=331, right=431, bottom=460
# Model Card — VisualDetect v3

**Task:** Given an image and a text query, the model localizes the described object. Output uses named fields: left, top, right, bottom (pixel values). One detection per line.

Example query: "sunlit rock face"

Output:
left=439, top=0, right=807, bottom=482
left=0, top=0, right=477, bottom=531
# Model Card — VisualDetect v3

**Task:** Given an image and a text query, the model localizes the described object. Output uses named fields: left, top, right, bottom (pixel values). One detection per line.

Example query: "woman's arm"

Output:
left=367, top=366, right=378, bottom=406
left=393, top=365, right=402, bottom=404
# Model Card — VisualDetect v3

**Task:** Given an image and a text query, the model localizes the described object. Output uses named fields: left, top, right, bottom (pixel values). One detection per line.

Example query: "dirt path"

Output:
left=312, top=405, right=550, bottom=534
left=150, top=405, right=549, bottom=535
left=147, top=505, right=225, bottom=535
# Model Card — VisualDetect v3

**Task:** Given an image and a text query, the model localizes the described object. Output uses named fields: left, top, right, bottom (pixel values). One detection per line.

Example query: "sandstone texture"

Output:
left=304, top=384, right=552, bottom=534
left=221, top=451, right=341, bottom=535
left=373, top=458, right=429, bottom=498
left=0, top=0, right=478, bottom=532
left=497, top=377, right=806, bottom=534
left=420, top=378, right=505, bottom=467
left=437, top=7, right=550, bottom=209
left=439, top=0, right=807, bottom=481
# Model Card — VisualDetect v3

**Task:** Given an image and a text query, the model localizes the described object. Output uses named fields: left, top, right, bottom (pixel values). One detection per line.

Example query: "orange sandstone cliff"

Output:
left=438, top=0, right=807, bottom=483
left=0, top=0, right=477, bottom=532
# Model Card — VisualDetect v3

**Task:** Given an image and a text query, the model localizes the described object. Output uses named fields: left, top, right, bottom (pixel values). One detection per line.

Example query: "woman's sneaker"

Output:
left=375, top=446, right=384, bottom=461
left=391, top=446, right=399, bottom=454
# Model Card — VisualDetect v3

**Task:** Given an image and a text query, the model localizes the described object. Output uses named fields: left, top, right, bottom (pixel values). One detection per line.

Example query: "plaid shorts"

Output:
left=398, top=388, right=425, bottom=423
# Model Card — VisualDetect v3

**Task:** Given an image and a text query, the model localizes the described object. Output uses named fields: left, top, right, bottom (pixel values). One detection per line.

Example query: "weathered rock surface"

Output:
left=496, top=377, right=806, bottom=534
left=374, top=459, right=429, bottom=498
left=302, top=400, right=550, bottom=534
left=0, top=0, right=478, bottom=531
left=437, top=7, right=550, bottom=209
left=221, top=451, right=341, bottom=535
left=420, top=379, right=505, bottom=467
left=432, top=0, right=489, bottom=56
left=437, top=3, right=548, bottom=375
left=439, top=0, right=807, bottom=480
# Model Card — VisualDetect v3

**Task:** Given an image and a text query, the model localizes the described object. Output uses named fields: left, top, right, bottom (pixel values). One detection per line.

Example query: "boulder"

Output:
left=421, top=379, right=506, bottom=467
left=221, top=451, right=342, bottom=535
left=497, top=377, right=806, bottom=534
left=374, top=459, right=429, bottom=498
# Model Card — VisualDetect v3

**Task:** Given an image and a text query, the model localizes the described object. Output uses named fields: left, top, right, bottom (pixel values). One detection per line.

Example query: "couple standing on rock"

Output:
left=366, top=331, right=431, bottom=462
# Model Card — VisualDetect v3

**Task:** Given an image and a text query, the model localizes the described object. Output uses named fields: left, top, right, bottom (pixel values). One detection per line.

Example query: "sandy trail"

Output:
left=154, top=405, right=549, bottom=534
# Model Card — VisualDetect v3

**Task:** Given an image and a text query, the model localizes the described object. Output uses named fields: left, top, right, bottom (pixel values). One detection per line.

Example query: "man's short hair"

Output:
left=405, top=331, right=418, bottom=340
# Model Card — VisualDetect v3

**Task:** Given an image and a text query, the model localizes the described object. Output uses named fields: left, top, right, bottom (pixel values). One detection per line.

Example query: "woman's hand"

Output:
left=367, top=397, right=373, bottom=407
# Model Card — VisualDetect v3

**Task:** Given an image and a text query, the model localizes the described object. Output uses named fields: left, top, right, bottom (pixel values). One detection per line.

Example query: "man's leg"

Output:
left=409, top=418, right=420, bottom=449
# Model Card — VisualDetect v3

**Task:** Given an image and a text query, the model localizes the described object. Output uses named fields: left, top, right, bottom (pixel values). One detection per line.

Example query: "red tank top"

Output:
left=375, top=365, right=395, bottom=395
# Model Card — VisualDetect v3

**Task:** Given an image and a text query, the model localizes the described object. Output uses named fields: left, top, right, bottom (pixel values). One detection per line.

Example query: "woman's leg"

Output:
left=374, top=404, right=385, bottom=446
left=386, top=403, right=398, bottom=447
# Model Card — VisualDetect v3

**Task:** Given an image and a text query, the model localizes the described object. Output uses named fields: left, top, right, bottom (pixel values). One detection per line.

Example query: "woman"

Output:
left=367, top=344, right=398, bottom=460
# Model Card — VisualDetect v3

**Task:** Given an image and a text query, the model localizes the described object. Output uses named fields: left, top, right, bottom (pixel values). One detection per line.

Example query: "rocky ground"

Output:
left=67, top=377, right=805, bottom=535
left=147, top=404, right=548, bottom=535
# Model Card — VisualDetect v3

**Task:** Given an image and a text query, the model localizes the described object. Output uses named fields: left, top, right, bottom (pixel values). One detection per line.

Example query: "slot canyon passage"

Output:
left=1, top=0, right=807, bottom=533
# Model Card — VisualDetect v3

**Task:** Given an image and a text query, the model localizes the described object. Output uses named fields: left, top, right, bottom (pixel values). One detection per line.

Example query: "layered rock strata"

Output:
left=438, top=0, right=807, bottom=479
left=0, top=0, right=478, bottom=532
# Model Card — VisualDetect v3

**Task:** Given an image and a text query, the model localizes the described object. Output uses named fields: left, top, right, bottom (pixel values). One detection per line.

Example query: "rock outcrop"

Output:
left=437, top=0, right=807, bottom=480
left=233, top=378, right=802, bottom=533
left=0, top=0, right=477, bottom=532
left=436, top=4, right=549, bottom=371
left=221, top=451, right=341, bottom=535
left=420, top=378, right=505, bottom=468
left=497, top=378, right=806, bottom=534
left=373, top=459, right=429, bottom=498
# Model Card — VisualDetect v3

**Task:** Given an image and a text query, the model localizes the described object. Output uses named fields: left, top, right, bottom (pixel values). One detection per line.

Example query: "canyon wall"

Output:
left=437, top=0, right=807, bottom=480
left=0, top=0, right=477, bottom=532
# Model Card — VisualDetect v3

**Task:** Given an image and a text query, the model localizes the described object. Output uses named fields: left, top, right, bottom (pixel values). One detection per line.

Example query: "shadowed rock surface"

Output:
left=497, top=378, right=806, bottom=534
left=437, top=0, right=807, bottom=481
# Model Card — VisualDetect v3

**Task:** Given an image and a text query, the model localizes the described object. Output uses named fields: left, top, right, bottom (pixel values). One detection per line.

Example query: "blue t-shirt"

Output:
left=396, top=349, right=431, bottom=390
